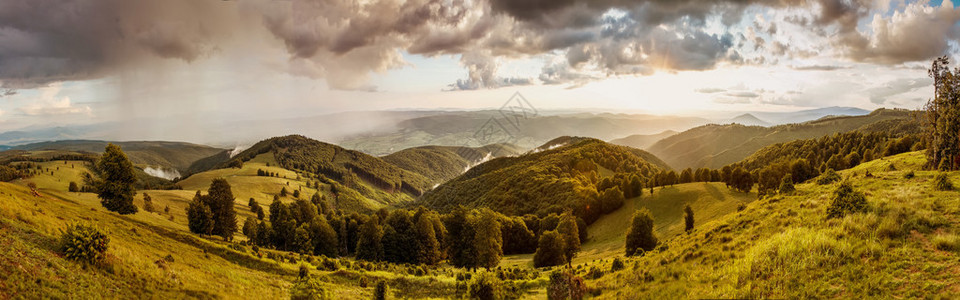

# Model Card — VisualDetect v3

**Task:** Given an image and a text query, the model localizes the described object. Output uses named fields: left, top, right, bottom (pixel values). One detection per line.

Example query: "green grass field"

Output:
left=584, top=151, right=960, bottom=298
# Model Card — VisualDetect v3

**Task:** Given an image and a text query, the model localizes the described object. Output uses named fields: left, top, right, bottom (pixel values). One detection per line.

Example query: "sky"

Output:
left=0, top=0, right=958, bottom=133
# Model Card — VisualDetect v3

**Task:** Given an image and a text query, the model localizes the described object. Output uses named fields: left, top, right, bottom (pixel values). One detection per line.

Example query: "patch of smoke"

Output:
left=144, top=166, right=181, bottom=180
left=230, top=144, right=251, bottom=158
left=462, top=152, right=494, bottom=173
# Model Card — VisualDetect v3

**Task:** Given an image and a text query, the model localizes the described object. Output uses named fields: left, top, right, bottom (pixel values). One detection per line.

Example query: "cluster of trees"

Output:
left=0, top=165, right=26, bottom=182
left=256, top=169, right=280, bottom=177
left=186, top=178, right=239, bottom=240
left=924, top=56, right=960, bottom=170
left=533, top=212, right=581, bottom=267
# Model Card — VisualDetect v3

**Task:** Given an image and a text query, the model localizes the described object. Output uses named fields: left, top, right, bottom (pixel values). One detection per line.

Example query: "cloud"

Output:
left=866, top=77, right=933, bottom=104
left=695, top=87, right=727, bottom=93
left=840, top=0, right=960, bottom=64
left=0, top=0, right=958, bottom=94
left=17, top=83, right=92, bottom=116
left=791, top=65, right=849, bottom=71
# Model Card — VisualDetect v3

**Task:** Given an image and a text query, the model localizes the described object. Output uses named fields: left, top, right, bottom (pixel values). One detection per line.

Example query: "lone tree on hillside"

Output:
left=924, top=56, right=960, bottom=170
left=625, top=209, right=658, bottom=256
left=556, top=213, right=581, bottom=265
left=683, top=205, right=694, bottom=232
left=207, top=178, right=238, bottom=240
left=96, top=143, right=138, bottom=214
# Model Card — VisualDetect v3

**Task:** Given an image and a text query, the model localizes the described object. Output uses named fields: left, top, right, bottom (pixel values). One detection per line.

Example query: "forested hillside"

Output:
left=649, top=108, right=915, bottom=169
left=382, top=143, right=522, bottom=186
left=420, top=137, right=667, bottom=223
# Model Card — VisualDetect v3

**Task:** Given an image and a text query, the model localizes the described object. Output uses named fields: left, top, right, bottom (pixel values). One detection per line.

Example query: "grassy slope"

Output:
left=500, top=182, right=756, bottom=268
left=586, top=151, right=960, bottom=298
left=0, top=158, right=469, bottom=299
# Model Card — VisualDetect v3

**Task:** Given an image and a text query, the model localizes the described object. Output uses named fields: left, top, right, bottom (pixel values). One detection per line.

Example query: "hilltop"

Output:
left=648, top=108, right=916, bottom=169
left=11, top=140, right=226, bottom=176
left=382, top=143, right=522, bottom=186
left=419, top=137, right=669, bottom=223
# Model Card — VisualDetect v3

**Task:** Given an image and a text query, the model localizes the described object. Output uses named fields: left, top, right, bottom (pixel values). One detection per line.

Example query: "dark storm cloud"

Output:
left=0, top=0, right=957, bottom=92
left=0, top=0, right=238, bottom=89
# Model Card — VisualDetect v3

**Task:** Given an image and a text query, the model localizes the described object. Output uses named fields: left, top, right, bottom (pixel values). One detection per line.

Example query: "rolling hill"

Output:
left=648, top=108, right=915, bottom=170
left=11, top=140, right=226, bottom=177
left=382, top=143, right=523, bottom=187
left=608, top=130, right=678, bottom=150
left=419, top=137, right=669, bottom=223
left=219, top=135, right=434, bottom=211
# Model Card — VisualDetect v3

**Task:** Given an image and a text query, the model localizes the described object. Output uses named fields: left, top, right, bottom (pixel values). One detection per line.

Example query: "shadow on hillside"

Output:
left=119, top=216, right=295, bottom=277
left=703, top=183, right=728, bottom=201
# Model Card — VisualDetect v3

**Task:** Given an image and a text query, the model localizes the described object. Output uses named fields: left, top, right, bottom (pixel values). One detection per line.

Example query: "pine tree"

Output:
left=187, top=196, right=214, bottom=235
left=923, top=56, right=960, bottom=170
left=207, top=178, right=238, bottom=241
left=96, top=143, right=138, bottom=214
left=242, top=216, right=259, bottom=240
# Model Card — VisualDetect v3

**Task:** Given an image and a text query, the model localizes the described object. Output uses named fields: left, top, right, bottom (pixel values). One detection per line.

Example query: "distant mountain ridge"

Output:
left=10, top=140, right=225, bottom=174
left=648, top=108, right=915, bottom=170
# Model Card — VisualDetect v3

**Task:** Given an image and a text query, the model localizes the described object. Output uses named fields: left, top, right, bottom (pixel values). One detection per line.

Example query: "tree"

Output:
left=683, top=204, right=694, bottom=232
left=679, top=168, right=694, bottom=183
left=248, top=198, right=257, bottom=209
left=280, top=187, right=288, bottom=197
left=625, top=209, right=658, bottom=256
left=779, top=174, right=795, bottom=194
left=413, top=209, right=444, bottom=265
left=293, top=225, right=313, bottom=254
left=533, top=231, right=566, bottom=268
left=356, top=216, right=383, bottom=261
left=242, top=216, right=259, bottom=240
left=445, top=207, right=476, bottom=268
left=96, top=143, right=138, bottom=214
left=186, top=196, right=214, bottom=235
left=473, top=209, right=503, bottom=269
left=599, top=186, right=625, bottom=214
left=68, top=181, right=80, bottom=192
left=142, top=192, right=155, bottom=213
left=270, top=198, right=296, bottom=250
left=308, top=216, right=339, bottom=257
left=729, top=167, right=753, bottom=193
left=924, top=56, right=960, bottom=170
left=382, top=210, right=418, bottom=264
left=556, top=213, right=580, bottom=265
left=207, top=178, right=238, bottom=240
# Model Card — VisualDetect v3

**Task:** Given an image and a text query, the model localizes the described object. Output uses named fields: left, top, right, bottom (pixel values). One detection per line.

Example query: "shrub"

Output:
left=69, top=181, right=80, bottom=192
left=299, top=264, right=310, bottom=279
left=934, top=172, right=953, bottom=191
left=610, top=258, right=625, bottom=272
left=683, top=205, right=694, bottom=232
left=778, top=174, right=795, bottom=194
left=903, top=171, right=915, bottom=179
left=60, top=224, right=110, bottom=265
left=359, top=276, right=369, bottom=288
left=468, top=271, right=504, bottom=300
left=290, top=278, right=330, bottom=300
left=586, top=266, right=604, bottom=279
left=547, top=269, right=586, bottom=300
left=816, top=169, right=841, bottom=185
left=826, top=182, right=867, bottom=219
left=933, top=233, right=960, bottom=251
left=374, top=281, right=388, bottom=300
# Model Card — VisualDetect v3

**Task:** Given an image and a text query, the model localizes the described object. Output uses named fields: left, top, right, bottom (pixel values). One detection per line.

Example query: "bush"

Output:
left=290, top=278, right=330, bottom=300
left=610, top=258, right=625, bottom=272
left=826, top=182, right=867, bottom=219
left=933, top=233, right=960, bottom=251
left=934, top=172, right=953, bottom=191
left=586, top=266, right=604, bottom=279
left=374, top=281, right=388, bottom=300
left=69, top=181, right=80, bottom=192
left=359, top=276, right=369, bottom=288
left=903, top=170, right=915, bottom=179
left=778, top=174, right=795, bottom=194
left=683, top=205, right=694, bottom=232
left=816, top=169, right=841, bottom=185
left=468, top=271, right=504, bottom=300
left=547, top=269, right=586, bottom=300
left=60, top=224, right=110, bottom=265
